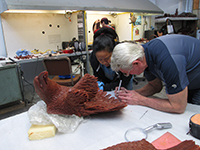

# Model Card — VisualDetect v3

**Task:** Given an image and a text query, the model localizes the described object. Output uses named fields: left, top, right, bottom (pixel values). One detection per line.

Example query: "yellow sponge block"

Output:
left=28, top=124, right=57, bottom=140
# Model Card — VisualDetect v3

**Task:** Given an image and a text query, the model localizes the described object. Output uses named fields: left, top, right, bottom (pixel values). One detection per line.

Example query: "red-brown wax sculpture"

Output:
left=34, top=71, right=127, bottom=117
left=102, top=139, right=200, bottom=150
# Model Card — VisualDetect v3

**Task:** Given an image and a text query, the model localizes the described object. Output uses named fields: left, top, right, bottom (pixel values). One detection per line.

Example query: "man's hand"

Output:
left=117, top=90, right=144, bottom=105
left=115, top=84, right=188, bottom=114
left=115, top=87, right=144, bottom=105
left=114, top=87, right=127, bottom=95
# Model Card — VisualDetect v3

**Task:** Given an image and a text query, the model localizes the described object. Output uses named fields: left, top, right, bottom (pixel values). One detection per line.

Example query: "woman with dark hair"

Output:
left=89, top=27, right=133, bottom=91
left=93, top=19, right=101, bottom=33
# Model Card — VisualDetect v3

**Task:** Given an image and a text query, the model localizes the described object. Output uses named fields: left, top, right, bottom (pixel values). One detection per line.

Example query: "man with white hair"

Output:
left=111, top=34, right=200, bottom=114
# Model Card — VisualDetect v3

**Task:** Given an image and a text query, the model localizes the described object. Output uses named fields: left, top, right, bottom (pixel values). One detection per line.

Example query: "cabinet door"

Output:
left=0, top=65, right=23, bottom=105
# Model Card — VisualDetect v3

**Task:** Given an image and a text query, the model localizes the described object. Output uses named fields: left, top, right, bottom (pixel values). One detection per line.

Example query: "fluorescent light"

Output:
left=4, top=10, right=67, bottom=14
left=86, top=11, right=124, bottom=15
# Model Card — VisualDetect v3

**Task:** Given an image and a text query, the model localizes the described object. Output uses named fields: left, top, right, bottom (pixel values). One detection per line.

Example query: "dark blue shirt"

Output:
left=142, top=34, right=200, bottom=94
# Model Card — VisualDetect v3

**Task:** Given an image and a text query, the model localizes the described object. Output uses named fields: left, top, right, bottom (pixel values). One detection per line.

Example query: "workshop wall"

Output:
left=149, top=0, right=193, bottom=28
left=1, top=13, right=78, bottom=57
left=87, top=14, right=117, bottom=44
left=87, top=13, right=144, bottom=43
left=115, top=13, right=146, bottom=41
left=0, top=0, right=192, bottom=58
left=115, top=13, right=132, bottom=41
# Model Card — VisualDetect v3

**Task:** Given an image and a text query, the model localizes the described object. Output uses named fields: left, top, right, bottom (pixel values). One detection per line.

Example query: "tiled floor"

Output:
left=0, top=77, right=166, bottom=120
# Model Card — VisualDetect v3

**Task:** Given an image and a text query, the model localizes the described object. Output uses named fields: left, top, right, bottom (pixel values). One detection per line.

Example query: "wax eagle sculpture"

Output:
left=34, top=71, right=127, bottom=117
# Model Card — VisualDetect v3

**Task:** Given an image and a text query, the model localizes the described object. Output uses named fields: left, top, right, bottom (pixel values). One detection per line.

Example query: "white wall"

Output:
left=150, top=0, right=188, bottom=14
left=1, top=13, right=78, bottom=57
left=1, top=12, right=135, bottom=57
left=87, top=13, right=144, bottom=42
left=115, top=13, right=132, bottom=41
left=86, top=14, right=117, bottom=44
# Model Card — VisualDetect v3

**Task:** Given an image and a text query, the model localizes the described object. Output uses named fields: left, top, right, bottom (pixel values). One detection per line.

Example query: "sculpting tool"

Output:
left=139, top=110, right=148, bottom=120
left=117, top=80, right=122, bottom=97
left=118, top=80, right=122, bottom=90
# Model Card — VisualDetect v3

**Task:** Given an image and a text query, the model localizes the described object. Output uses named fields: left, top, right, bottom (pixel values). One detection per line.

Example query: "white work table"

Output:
left=1, top=93, right=200, bottom=150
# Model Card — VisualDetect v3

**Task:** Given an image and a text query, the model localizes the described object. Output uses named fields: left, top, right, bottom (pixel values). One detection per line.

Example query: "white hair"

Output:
left=111, top=42, right=144, bottom=71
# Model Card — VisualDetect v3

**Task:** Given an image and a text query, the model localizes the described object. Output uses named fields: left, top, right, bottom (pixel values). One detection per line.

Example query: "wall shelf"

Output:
left=155, top=17, right=198, bottom=23
left=155, top=17, right=198, bottom=38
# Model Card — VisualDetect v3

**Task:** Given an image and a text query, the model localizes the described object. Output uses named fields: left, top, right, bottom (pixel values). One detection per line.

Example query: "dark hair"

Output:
left=100, top=17, right=111, bottom=25
left=93, top=27, right=118, bottom=54
left=101, top=19, right=109, bottom=24
left=92, top=21, right=100, bottom=32
left=158, top=25, right=167, bottom=35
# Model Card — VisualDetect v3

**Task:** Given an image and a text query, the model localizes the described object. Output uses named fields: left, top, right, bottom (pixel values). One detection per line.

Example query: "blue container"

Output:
left=58, top=75, right=75, bottom=79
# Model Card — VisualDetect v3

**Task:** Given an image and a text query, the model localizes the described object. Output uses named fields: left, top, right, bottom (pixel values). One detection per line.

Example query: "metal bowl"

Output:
left=189, top=113, right=200, bottom=139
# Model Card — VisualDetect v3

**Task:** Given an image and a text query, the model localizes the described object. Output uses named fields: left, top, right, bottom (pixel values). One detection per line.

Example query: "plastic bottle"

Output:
left=166, top=19, right=175, bottom=34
